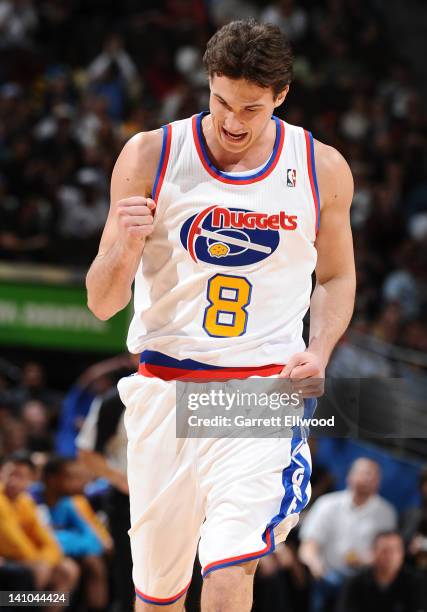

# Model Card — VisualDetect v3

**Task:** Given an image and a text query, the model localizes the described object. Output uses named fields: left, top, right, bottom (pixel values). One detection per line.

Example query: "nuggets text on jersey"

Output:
left=180, top=205, right=296, bottom=266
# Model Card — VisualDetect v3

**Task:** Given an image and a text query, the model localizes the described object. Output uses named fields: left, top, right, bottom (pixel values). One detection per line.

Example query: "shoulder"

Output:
left=17, top=491, right=37, bottom=509
left=0, top=488, right=13, bottom=513
left=111, top=128, right=166, bottom=197
left=313, top=139, right=354, bottom=210
left=126, top=128, right=164, bottom=156
left=300, top=491, right=344, bottom=538
left=374, top=495, right=397, bottom=516
left=72, top=494, right=89, bottom=511
left=313, top=139, right=352, bottom=178
left=117, top=129, right=164, bottom=178
left=122, top=116, right=189, bottom=168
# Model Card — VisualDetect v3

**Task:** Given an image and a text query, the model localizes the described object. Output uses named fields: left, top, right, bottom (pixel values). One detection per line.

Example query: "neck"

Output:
left=352, top=491, right=372, bottom=506
left=201, top=114, right=275, bottom=169
left=45, top=489, right=60, bottom=507
left=374, top=566, right=399, bottom=587
left=5, top=488, right=18, bottom=502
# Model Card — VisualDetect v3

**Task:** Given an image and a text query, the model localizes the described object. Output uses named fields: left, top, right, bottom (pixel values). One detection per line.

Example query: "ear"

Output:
left=274, top=85, right=289, bottom=108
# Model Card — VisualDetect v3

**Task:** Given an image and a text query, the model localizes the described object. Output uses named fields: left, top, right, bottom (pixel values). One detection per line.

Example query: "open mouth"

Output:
left=222, top=127, right=248, bottom=142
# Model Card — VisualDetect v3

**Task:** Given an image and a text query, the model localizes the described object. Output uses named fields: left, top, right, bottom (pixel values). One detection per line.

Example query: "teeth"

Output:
left=224, top=129, right=245, bottom=140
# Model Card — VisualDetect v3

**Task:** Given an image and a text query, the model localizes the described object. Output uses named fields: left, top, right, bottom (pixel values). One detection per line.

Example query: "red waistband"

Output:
left=138, top=362, right=283, bottom=381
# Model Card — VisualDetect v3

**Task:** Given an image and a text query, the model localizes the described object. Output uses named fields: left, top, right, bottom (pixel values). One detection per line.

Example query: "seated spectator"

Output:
left=8, top=361, right=61, bottom=412
left=299, top=458, right=397, bottom=612
left=0, top=414, right=28, bottom=455
left=20, top=400, right=54, bottom=452
left=59, top=458, right=113, bottom=553
left=336, top=531, right=425, bottom=612
left=38, top=456, right=109, bottom=611
left=0, top=452, right=79, bottom=594
left=401, top=468, right=427, bottom=571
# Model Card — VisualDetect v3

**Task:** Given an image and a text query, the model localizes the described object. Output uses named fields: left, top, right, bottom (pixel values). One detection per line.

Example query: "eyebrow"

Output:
left=213, top=94, right=264, bottom=109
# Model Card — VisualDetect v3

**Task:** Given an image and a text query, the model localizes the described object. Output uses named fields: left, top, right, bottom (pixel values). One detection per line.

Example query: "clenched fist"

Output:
left=280, top=350, right=325, bottom=398
left=116, top=196, right=156, bottom=247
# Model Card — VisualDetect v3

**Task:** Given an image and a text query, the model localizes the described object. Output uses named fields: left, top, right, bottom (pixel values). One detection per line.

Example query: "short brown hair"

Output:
left=203, top=19, right=293, bottom=98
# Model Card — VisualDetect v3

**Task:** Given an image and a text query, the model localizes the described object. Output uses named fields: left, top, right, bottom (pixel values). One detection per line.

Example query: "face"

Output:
left=347, top=458, right=380, bottom=497
left=209, top=74, right=288, bottom=154
left=23, top=362, right=44, bottom=387
left=22, top=400, right=48, bottom=433
left=58, top=461, right=88, bottom=496
left=373, top=535, right=404, bottom=574
left=1, top=462, right=34, bottom=500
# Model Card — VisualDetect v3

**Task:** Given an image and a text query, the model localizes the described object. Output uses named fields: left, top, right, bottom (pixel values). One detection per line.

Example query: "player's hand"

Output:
left=280, top=350, right=325, bottom=380
left=116, top=196, right=156, bottom=248
left=280, top=351, right=325, bottom=397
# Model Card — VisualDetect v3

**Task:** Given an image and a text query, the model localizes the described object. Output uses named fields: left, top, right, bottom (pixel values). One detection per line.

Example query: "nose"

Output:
left=224, top=112, right=245, bottom=134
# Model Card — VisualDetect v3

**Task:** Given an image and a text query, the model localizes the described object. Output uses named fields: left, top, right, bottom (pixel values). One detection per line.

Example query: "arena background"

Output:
left=0, top=1, right=426, bottom=611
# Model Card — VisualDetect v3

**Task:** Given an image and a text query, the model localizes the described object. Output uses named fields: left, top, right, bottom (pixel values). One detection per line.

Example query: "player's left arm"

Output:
left=282, top=141, right=355, bottom=379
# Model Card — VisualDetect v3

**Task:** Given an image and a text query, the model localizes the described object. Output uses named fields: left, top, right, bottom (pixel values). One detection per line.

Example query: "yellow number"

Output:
left=203, top=274, right=252, bottom=337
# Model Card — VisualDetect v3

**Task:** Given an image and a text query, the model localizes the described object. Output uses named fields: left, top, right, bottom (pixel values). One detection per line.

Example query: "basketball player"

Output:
left=86, top=20, right=355, bottom=612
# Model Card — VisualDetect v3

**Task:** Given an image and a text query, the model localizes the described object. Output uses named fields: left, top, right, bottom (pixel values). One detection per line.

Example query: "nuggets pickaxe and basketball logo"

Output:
left=180, top=205, right=298, bottom=266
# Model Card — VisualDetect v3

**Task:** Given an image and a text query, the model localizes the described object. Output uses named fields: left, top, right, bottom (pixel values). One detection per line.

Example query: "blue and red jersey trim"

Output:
left=304, top=130, right=320, bottom=234
left=202, top=526, right=275, bottom=578
left=192, top=112, right=285, bottom=185
left=138, top=350, right=283, bottom=381
left=135, top=580, right=190, bottom=606
left=152, top=124, right=172, bottom=202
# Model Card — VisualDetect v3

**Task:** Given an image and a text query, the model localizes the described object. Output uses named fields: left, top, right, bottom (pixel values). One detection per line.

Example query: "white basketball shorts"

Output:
left=118, top=361, right=314, bottom=606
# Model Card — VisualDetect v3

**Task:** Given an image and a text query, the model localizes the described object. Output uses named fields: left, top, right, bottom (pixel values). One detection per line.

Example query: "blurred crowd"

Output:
left=0, top=0, right=426, bottom=363
left=0, top=356, right=136, bottom=612
left=2, top=357, right=427, bottom=611
left=1, top=0, right=427, bottom=610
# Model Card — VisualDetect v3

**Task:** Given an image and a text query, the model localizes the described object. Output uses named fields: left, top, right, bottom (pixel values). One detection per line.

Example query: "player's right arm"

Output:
left=86, top=129, right=163, bottom=320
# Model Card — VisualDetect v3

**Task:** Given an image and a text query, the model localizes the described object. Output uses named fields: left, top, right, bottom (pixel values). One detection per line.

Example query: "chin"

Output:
left=222, top=141, right=249, bottom=153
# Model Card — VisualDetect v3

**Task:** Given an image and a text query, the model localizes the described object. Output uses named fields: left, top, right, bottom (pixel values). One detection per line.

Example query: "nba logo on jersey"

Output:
left=287, top=168, right=297, bottom=187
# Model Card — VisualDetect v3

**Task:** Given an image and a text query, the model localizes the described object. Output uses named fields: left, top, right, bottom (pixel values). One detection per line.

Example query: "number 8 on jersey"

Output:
left=203, top=274, right=252, bottom=338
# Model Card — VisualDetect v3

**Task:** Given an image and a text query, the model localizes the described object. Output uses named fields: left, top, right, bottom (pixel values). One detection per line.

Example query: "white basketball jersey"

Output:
left=127, top=112, right=320, bottom=372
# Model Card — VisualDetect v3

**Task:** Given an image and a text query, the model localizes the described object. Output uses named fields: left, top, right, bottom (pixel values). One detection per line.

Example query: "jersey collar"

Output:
left=192, top=111, right=284, bottom=185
